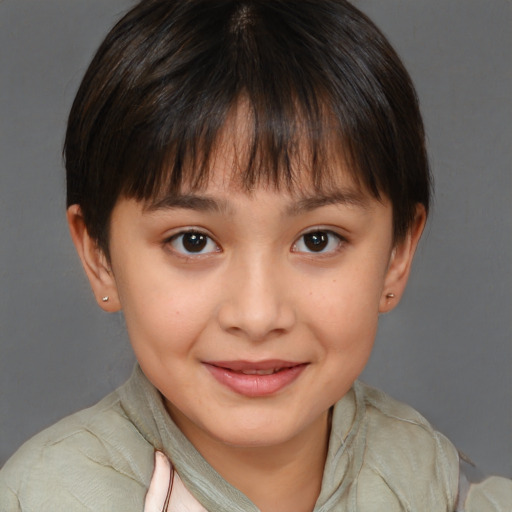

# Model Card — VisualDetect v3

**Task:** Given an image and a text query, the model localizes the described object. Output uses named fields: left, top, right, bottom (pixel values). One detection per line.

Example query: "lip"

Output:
left=204, top=360, right=308, bottom=397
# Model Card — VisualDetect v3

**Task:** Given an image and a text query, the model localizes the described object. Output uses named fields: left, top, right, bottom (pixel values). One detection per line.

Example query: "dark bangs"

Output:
left=65, top=0, right=431, bottom=249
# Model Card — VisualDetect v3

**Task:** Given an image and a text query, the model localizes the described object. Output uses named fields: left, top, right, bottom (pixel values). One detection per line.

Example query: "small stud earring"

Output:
left=386, top=293, right=395, bottom=299
left=102, top=296, right=109, bottom=302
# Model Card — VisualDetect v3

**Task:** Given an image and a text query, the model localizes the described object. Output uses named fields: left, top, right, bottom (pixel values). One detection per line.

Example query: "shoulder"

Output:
left=0, top=388, right=153, bottom=511
left=357, top=381, right=459, bottom=462
left=354, top=381, right=460, bottom=509
left=465, top=476, right=512, bottom=512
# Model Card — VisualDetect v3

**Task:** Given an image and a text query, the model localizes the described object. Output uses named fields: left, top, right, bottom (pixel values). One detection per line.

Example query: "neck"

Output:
left=170, top=407, right=331, bottom=512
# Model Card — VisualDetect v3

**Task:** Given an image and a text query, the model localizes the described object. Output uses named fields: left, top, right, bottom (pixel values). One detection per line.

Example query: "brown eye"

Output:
left=293, top=230, right=343, bottom=254
left=169, top=231, right=219, bottom=255
left=303, top=232, right=328, bottom=252
left=182, top=233, right=207, bottom=252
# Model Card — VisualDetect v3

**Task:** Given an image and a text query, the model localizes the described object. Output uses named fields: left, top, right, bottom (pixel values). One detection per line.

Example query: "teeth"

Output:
left=239, top=368, right=280, bottom=375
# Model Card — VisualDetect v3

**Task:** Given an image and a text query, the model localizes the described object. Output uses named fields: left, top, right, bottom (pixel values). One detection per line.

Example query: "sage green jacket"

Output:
left=1, top=365, right=510, bottom=511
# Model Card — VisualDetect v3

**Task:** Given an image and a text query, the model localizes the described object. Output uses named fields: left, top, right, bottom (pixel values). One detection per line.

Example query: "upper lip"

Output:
left=204, top=360, right=304, bottom=371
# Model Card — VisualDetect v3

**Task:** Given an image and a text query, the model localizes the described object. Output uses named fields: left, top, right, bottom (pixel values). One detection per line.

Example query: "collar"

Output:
left=118, top=364, right=364, bottom=511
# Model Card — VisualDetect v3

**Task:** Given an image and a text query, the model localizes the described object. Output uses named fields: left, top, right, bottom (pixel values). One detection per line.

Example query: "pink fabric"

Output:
left=145, top=452, right=208, bottom=512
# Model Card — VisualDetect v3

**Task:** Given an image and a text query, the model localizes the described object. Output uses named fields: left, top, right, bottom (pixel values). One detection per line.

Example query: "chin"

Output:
left=213, top=427, right=296, bottom=449
left=201, top=411, right=314, bottom=449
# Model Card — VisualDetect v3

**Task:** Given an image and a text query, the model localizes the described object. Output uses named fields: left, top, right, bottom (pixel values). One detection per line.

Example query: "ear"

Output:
left=379, top=204, right=427, bottom=313
left=66, top=204, right=121, bottom=312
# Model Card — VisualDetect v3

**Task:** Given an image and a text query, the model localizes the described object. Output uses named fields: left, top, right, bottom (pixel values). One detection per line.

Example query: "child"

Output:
left=1, top=0, right=510, bottom=510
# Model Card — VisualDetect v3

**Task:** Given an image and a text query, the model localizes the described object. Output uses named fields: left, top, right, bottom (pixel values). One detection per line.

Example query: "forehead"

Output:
left=144, top=152, right=381, bottom=218
left=145, top=100, right=376, bottom=209
left=146, top=146, right=373, bottom=214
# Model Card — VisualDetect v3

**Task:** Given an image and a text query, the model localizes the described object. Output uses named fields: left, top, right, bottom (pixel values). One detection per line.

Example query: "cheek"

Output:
left=115, top=267, right=218, bottom=357
left=304, top=265, right=383, bottom=322
left=300, top=260, right=384, bottom=357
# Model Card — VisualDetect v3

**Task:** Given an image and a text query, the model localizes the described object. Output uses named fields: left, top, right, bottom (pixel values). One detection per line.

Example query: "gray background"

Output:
left=1, top=0, right=511, bottom=478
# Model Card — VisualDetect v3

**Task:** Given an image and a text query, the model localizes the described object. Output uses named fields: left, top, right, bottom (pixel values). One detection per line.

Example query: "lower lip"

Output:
left=204, top=364, right=307, bottom=397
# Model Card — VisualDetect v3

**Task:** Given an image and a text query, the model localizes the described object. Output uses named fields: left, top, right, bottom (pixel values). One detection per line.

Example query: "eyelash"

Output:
left=166, top=230, right=220, bottom=257
left=164, top=228, right=346, bottom=259
left=292, top=229, right=345, bottom=255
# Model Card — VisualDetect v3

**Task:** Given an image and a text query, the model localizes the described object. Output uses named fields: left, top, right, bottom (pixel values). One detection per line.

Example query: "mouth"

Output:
left=235, top=368, right=284, bottom=375
left=203, top=360, right=307, bottom=397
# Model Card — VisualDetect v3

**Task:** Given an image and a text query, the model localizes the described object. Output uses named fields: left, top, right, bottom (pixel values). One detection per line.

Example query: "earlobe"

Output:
left=66, top=205, right=121, bottom=312
left=379, top=204, right=427, bottom=313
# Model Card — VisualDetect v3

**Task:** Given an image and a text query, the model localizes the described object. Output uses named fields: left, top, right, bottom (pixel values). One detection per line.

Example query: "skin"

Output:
left=67, top=142, right=425, bottom=511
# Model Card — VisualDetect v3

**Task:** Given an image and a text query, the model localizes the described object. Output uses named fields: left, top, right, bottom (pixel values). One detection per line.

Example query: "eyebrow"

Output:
left=145, top=189, right=369, bottom=216
left=286, top=190, right=370, bottom=216
left=146, top=194, right=231, bottom=214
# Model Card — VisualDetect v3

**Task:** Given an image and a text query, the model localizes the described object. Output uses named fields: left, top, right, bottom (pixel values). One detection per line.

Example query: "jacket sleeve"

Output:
left=0, top=440, right=32, bottom=512
left=0, top=419, right=152, bottom=512
left=463, top=477, right=512, bottom=512
left=0, top=477, right=22, bottom=511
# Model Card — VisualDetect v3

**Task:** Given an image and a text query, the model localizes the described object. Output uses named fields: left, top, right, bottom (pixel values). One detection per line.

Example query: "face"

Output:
left=69, top=145, right=424, bottom=454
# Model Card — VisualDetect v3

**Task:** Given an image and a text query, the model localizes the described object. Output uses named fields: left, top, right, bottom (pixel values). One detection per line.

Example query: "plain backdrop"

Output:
left=1, top=0, right=511, bottom=478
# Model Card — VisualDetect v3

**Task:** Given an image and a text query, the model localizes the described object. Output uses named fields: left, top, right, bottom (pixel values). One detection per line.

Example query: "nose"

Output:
left=217, top=254, right=296, bottom=341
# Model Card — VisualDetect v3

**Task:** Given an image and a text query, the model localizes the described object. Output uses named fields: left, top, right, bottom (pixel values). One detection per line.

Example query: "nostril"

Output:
left=217, top=300, right=296, bottom=341
left=216, top=263, right=296, bottom=340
